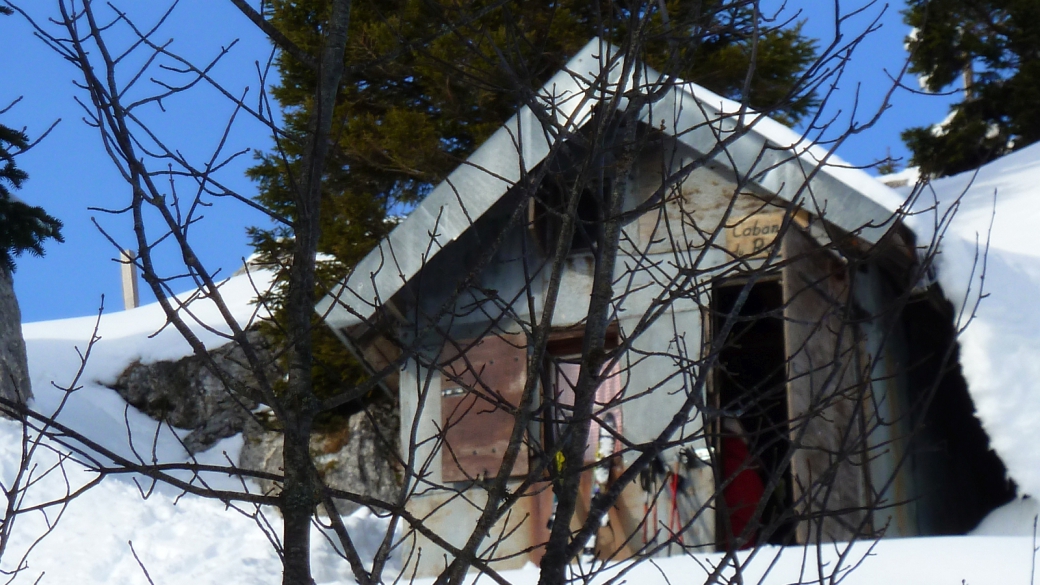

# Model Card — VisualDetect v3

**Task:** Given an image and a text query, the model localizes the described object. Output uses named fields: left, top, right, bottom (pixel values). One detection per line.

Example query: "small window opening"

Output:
left=712, top=280, right=795, bottom=548
left=533, top=175, right=608, bottom=254
left=541, top=330, right=620, bottom=459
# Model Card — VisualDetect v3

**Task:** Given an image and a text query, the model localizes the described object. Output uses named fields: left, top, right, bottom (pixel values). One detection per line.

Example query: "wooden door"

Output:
left=783, top=228, right=870, bottom=543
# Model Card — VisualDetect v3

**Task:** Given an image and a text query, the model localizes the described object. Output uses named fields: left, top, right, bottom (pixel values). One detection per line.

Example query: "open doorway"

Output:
left=901, top=292, right=1016, bottom=534
left=539, top=329, right=634, bottom=560
left=712, top=280, right=795, bottom=548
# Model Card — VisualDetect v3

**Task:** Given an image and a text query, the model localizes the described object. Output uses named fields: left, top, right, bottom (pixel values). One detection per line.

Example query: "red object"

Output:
left=721, top=436, right=765, bottom=549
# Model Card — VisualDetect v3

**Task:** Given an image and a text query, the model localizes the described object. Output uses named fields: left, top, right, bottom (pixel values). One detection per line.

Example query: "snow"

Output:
left=878, top=166, right=921, bottom=189
left=21, top=271, right=275, bottom=485
left=972, top=497, right=1040, bottom=537
left=905, top=142, right=1040, bottom=501
left=674, top=78, right=912, bottom=217
left=5, top=270, right=397, bottom=584
left=425, top=537, right=1040, bottom=585
left=10, top=150, right=1040, bottom=582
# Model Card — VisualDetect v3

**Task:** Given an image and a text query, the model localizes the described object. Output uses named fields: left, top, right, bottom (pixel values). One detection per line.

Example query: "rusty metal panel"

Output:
left=440, top=333, right=529, bottom=483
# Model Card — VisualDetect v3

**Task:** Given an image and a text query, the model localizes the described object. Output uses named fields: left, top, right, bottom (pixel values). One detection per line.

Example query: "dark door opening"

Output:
left=902, top=292, right=1016, bottom=534
left=712, top=280, right=795, bottom=547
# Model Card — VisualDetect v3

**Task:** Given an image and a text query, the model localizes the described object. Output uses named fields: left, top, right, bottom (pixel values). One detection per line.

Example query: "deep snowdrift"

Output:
left=902, top=142, right=1040, bottom=500
left=8, top=271, right=393, bottom=584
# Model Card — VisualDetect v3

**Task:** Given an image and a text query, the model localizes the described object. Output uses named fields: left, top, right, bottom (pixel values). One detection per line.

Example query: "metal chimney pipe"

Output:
left=120, top=249, right=140, bottom=310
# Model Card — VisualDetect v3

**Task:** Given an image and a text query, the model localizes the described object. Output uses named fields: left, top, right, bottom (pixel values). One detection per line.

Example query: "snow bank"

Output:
left=906, top=142, right=1040, bottom=499
left=8, top=271, right=395, bottom=583
left=972, top=497, right=1040, bottom=536
left=401, top=536, right=1038, bottom=585
left=21, top=271, right=276, bottom=487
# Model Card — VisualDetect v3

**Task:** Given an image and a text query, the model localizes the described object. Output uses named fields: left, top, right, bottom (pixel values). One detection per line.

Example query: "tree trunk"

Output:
left=280, top=1, right=353, bottom=583
left=0, top=269, right=31, bottom=406
left=281, top=425, right=316, bottom=584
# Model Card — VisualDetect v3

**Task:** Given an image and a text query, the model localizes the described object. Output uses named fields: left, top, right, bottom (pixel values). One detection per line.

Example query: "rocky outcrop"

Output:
left=110, top=333, right=400, bottom=509
left=239, top=399, right=401, bottom=514
left=110, top=331, right=273, bottom=453
left=0, top=269, right=31, bottom=405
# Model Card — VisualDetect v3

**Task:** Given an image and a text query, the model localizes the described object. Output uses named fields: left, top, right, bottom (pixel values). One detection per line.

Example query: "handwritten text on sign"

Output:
left=725, top=211, right=785, bottom=258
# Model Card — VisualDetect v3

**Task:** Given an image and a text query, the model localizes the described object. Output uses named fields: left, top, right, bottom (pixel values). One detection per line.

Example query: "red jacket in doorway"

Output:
left=721, top=434, right=765, bottom=549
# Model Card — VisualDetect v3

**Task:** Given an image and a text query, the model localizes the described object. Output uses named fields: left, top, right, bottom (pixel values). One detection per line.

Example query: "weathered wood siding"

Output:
left=783, top=227, right=871, bottom=543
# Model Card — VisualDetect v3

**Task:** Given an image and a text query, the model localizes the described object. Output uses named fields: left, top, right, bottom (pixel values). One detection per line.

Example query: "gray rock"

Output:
left=110, top=332, right=401, bottom=507
left=0, top=269, right=31, bottom=405
left=239, top=399, right=401, bottom=514
left=110, top=331, right=274, bottom=453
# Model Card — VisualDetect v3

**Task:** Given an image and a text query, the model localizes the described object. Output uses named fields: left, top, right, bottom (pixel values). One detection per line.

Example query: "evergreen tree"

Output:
left=0, top=125, right=64, bottom=272
left=902, top=0, right=1040, bottom=177
left=247, top=0, right=819, bottom=405
left=0, top=8, right=63, bottom=272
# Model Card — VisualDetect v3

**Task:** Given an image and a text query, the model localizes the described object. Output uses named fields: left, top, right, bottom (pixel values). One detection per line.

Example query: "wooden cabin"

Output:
left=317, top=39, right=1013, bottom=576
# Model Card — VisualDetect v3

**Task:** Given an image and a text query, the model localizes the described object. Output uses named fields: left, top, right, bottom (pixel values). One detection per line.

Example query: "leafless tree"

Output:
left=0, top=1, right=1004, bottom=585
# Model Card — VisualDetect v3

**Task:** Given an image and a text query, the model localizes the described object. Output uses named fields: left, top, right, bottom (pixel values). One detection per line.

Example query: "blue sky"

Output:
left=2, top=1, right=275, bottom=323
left=2, top=1, right=958, bottom=323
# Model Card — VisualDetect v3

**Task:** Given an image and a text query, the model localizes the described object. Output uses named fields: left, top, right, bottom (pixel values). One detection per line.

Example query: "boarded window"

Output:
left=440, top=333, right=529, bottom=483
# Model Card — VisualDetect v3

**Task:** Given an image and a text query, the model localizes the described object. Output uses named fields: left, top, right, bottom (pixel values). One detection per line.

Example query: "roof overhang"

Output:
left=316, top=38, right=906, bottom=330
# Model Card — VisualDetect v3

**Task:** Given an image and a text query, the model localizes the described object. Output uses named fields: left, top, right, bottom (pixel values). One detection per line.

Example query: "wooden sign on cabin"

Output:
left=725, top=211, right=785, bottom=258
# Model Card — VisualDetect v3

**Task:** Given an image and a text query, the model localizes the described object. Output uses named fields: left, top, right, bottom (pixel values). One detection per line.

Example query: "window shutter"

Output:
left=440, top=333, right=529, bottom=483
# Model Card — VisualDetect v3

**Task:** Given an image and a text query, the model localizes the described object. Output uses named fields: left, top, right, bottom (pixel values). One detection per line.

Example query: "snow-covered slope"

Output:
left=904, top=142, right=1040, bottom=500
left=22, top=271, right=270, bottom=476
left=7, top=271, right=390, bottom=584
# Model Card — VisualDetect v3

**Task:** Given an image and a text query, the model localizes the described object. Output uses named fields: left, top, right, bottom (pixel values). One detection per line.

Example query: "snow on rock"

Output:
left=6, top=271, right=395, bottom=584
left=908, top=142, right=1040, bottom=500
left=20, top=271, right=275, bottom=483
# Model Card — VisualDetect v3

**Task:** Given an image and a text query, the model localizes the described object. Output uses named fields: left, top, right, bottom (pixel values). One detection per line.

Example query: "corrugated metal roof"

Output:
left=316, top=38, right=904, bottom=330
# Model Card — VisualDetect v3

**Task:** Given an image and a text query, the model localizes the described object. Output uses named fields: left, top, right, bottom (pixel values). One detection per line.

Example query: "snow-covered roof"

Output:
left=909, top=141, right=1040, bottom=498
left=316, top=38, right=907, bottom=330
left=878, top=166, right=921, bottom=189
